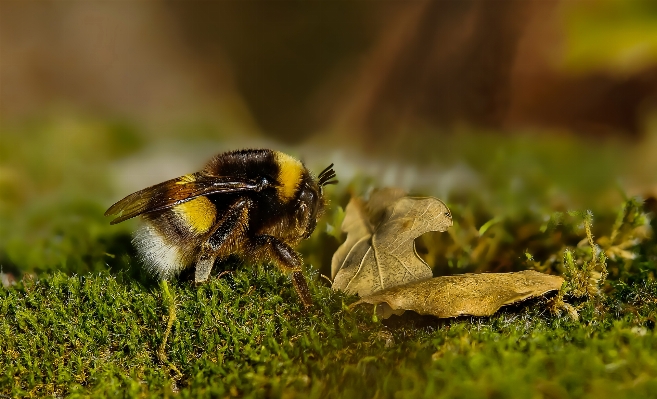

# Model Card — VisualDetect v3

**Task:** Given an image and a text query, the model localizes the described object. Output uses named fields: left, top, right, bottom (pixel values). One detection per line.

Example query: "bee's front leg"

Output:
left=248, top=235, right=313, bottom=309
left=195, top=198, right=252, bottom=283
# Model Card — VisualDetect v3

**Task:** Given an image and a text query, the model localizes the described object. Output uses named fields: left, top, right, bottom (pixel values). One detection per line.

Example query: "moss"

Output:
left=3, top=116, right=657, bottom=397
left=2, top=270, right=657, bottom=398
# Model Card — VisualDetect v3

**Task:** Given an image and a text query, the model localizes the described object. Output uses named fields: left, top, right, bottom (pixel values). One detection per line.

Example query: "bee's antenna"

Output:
left=318, top=163, right=337, bottom=186
left=318, top=163, right=334, bottom=179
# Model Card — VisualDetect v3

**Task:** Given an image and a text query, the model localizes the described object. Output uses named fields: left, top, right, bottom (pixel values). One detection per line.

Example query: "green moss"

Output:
left=3, top=116, right=657, bottom=397
left=2, top=270, right=657, bottom=398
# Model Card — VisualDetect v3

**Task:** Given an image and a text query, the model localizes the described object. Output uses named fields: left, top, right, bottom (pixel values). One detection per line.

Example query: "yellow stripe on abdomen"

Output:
left=274, top=151, right=303, bottom=201
left=173, top=196, right=216, bottom=234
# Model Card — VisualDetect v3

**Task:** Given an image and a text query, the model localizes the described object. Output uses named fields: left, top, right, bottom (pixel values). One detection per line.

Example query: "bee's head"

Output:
left=296, top=163, right=337, bottom=239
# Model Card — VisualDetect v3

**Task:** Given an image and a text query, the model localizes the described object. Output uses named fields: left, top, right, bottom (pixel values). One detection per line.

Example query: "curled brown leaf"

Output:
left=352, top=270, right=564, bottom=318
left=331, top=189, right=453, bottom=296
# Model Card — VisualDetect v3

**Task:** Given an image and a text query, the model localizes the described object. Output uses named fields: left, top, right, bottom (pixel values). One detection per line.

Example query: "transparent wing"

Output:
left=104, top=174, right=263, bottom=224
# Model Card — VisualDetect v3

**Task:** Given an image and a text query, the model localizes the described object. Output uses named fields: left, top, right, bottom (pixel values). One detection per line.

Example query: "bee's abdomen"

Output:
left=172, top=196, right=217, bottom=235
left=133, top=220, right=196, bottom=280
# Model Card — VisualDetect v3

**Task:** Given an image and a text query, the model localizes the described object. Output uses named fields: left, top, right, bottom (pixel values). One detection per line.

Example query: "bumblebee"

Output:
left=105, top=149, right=337, bottom=308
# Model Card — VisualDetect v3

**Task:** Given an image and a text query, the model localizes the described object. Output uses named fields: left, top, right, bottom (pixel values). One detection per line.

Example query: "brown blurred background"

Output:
left=3, top=0, right=657, bottom=146
left=3, top=0, right=657, bottom=278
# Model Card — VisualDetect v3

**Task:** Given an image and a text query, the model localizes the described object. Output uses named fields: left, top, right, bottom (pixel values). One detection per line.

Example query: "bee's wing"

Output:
left=104, top=174, right=263, bottom=225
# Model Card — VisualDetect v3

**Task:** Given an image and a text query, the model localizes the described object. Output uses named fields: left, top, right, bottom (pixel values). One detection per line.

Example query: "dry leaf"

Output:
left=365, top=187, right=407, bottom=227
left=331, top=189, right=453, bottom=296
left=330, top=197, right=372, bottom=279
left=352, top=270, right=564, bottom=318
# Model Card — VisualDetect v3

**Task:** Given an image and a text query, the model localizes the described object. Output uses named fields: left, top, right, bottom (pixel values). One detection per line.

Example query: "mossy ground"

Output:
left=3, top=269, right=657, bottom=398
left=3, top=116, right=657, bottom=398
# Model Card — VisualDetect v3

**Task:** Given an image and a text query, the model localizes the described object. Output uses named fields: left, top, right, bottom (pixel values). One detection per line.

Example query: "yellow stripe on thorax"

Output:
left=274, top=151, right=303, bottom=201
left=174, top=196, right=216, bottom=234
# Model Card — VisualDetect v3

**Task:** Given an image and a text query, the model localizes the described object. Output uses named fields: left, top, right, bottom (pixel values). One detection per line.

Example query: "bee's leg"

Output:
left=290, top=270, right=313, bottom=309
left=194, top=251, right=218, bottom=284
left=194, top=198, right=252, bottom=283
left=249, top=235, right=313, bottom=308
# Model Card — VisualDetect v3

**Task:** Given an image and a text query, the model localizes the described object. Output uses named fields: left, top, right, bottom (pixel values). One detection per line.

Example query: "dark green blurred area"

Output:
left=0, top=118, right=142, bottom=276
left=1, top=114, right=654, bottom=281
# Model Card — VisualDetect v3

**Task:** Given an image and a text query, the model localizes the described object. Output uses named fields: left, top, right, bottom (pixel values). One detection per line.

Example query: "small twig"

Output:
left=584, top=214, right=596, bottom=271
left=215, top=270, right=234, bottom=280
left=158, top=280, right=183, bottom=378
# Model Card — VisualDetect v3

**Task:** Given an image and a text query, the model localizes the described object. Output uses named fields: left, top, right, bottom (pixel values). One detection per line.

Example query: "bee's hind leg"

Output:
left=249, top=235, right=313, bottom=309
left=194, top=198, right=252, bottom=283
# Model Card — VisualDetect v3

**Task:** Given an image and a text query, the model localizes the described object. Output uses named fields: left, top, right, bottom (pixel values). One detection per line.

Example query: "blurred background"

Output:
left=2, top=0, right=657, bottom=279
